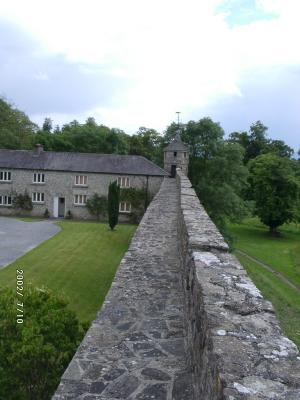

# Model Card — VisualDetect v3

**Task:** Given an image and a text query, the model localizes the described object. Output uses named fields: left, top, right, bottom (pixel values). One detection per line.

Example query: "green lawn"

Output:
left=227, top=218, right=300, bottom=348
left=0, top=221, right=136, bottom=323
left=228, top=218, right=300, bottom=287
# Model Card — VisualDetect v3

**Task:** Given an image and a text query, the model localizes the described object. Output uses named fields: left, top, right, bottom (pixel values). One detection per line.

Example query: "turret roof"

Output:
left=164, top=130, right=189, bottom=151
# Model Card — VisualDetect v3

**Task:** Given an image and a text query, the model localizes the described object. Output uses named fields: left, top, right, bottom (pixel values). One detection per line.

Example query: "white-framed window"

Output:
left=75, top=175, right=88, bottom=186
left=32, top=192, right=45, bottom=203
left=119, top=201, right=131, bottom=213
left=33, top=172, right=45, bottom=183
left=117, top=176, right=130, bottom=188
left=0, top=171, right=11, bottom=182
left=74, top=194, right=87, bottom=205
left=0, top=195, right=12, bottom=206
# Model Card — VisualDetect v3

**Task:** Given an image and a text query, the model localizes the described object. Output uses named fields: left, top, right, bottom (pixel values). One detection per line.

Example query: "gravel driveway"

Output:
left=0, top=217, right=60, bottom=269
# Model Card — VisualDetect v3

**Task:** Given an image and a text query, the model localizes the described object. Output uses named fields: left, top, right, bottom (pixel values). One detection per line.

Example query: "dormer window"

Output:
left=174, top=151, right=177, bottom=157
left=0, top=171, right=11, bottom=182
left=33, top=173, right=45, bottom=183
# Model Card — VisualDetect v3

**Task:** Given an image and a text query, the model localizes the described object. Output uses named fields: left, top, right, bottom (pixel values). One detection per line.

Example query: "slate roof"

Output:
left=164, top=131, right=189, bottom=151
left=0, top=149, right=168, bottom=176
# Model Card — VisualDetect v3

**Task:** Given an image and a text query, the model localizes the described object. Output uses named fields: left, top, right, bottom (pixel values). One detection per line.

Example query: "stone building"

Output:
left=164, top=130, right=189, bottom=177
left=0, top=145, right=167, bottom=219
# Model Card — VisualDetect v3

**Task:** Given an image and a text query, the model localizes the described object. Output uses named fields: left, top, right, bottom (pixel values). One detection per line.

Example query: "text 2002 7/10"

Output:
left=16, top=269, right=24, bottom=324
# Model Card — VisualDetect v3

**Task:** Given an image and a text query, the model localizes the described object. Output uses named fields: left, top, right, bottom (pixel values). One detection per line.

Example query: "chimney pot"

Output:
left=34, top=143, right=44, bottom=156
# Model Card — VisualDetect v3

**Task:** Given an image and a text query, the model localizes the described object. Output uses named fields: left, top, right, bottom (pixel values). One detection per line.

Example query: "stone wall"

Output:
left=53, top=172, right=300, bottom=400
left=176, top=170, right=300, bottom=399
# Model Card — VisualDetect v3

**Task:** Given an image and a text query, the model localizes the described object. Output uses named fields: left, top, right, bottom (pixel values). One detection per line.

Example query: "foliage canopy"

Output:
left=0, top=286, right=82, bottom=400
left=249, top=154, right=300, bottom=233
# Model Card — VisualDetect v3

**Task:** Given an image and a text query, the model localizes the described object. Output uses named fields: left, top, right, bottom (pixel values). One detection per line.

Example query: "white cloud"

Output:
left=34, top=72, right=49, bottom=81
left=0, top=0, right=300, bottom=134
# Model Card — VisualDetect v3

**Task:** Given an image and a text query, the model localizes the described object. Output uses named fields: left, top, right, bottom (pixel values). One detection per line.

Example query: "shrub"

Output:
left=86, top=194, right=107, bottom=220
left=65, top=210, right=72, bottom=219
left=0, top=286, right=83, bottom=400
left=12, top=190, right=33, bottom=211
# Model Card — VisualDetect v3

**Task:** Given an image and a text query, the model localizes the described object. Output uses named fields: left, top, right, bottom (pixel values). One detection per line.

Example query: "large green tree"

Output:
left=228, top=121, right=294, bottom=163
left=249, top=154, right=300, bottom=234
left=0, top=98, right=38, bottom=149
left=0, top=286, right=82, bottom=400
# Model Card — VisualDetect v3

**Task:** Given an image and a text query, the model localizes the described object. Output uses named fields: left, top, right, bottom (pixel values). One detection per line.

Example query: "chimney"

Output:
left=34, top=143, right=44, bottom=156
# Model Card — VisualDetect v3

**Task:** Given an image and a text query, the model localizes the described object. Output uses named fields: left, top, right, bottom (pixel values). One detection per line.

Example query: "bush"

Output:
left=86, top=194, right=107, bottom=220
left=65, top=210, right=72, bottom=219
left=44, top=208, right=50, bottom=218
left=12, top=190, right=33, bottom=211
left=0, top=286, right=83, bottom=400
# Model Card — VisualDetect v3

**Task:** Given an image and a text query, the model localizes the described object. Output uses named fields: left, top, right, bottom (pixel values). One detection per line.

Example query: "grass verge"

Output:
left=228, top=218, right=300, bottom=287
left=227, top=218, right=300, bottom=349
left=0, top=221, right=136, bottom=324
left=236, top=253, right=300, bottom=349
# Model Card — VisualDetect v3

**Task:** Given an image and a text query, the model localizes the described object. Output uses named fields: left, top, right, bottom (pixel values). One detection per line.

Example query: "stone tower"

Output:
left=164, top=130, right=189, bottom=177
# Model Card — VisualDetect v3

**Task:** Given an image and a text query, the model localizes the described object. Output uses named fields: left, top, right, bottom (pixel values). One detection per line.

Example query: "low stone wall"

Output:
left=177, top=170, right=300, bottom=399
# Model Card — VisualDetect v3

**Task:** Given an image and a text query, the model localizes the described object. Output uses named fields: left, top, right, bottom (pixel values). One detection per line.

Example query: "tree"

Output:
left=42, top=117, right=53, bottom=132
left=129, top=127, right=164, bottom=166
left=228, top=121, right=294, bottom=163
left=0, top=286, right=82, bottom=400
left=164, top=118, right=249, bottom=228
left=264, top=139, right=294, bottom=158
left=0, top=98, right=38, bottom=149
left=249, top=154, right=300, bottom=234
left=246, top=120, right=269, bottom=162
left=194, top=142, right=249, bottom=227
left=108, top=181, right=120, bottom=230
left=12, top=190, right=33, bottom=212
left=86, top=194, right=107, bottom=220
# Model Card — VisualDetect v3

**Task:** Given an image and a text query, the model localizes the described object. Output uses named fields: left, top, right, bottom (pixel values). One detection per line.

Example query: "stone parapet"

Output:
left=176, top=170, right=300, bottom=399
left=53, top=178, right=193, bottom=399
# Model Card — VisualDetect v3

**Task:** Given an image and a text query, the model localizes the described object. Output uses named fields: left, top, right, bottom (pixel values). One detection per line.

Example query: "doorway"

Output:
left=170, top=164, right=176, bottom=178
left=58, top=197, right=65, bottom=217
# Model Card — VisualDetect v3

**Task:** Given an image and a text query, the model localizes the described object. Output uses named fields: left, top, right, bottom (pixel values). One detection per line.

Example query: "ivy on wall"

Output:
left=120, top=187, right=150, bottom=222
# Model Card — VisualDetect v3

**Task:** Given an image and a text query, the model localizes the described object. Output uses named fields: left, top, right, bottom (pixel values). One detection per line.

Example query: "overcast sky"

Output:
left=0, top=0, right=299, bottom=150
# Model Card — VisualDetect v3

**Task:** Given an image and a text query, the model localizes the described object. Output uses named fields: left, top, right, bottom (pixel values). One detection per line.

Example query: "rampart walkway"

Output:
left=54, top=173, right=300, bottom=399
left=53, top=178, right=193, bottom=399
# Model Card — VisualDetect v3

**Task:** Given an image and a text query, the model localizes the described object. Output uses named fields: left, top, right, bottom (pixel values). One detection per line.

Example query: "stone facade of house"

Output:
left=0, top=146, right=167, bottom=220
